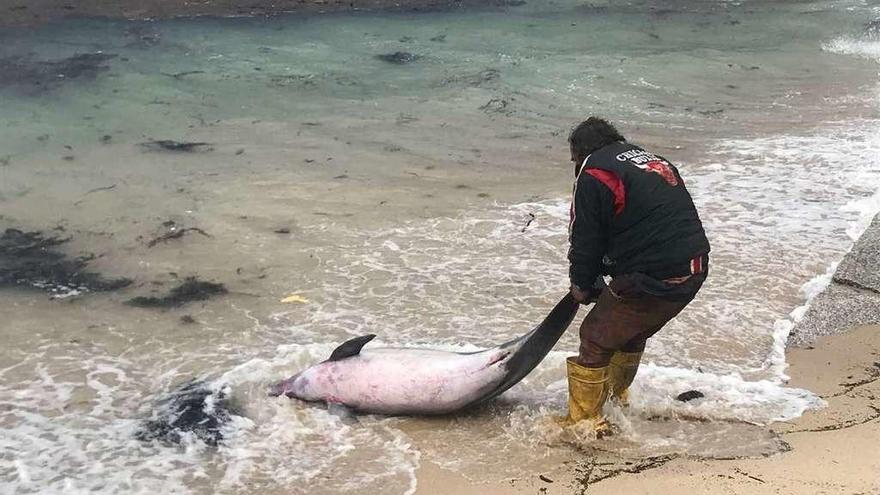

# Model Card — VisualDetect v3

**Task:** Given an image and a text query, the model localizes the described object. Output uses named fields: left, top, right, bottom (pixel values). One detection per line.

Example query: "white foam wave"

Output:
left=764, top=262, right=838, bottom=380
left=824, top=36, right=880, bottom=60
left=631, top=363, right=824, bottom=424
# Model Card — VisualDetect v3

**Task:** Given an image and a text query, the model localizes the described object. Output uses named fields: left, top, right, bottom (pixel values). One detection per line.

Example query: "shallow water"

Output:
left=2, top=1, right=880, bottom=493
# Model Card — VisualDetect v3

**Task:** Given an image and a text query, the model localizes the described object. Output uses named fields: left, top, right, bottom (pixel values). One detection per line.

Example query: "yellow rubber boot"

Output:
left=608, top=351, right=643, bottom=407
left=560, top=357, right=611, bottom=437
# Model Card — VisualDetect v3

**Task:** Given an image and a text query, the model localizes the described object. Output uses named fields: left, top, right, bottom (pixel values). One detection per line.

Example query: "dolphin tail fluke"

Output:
left=471, top=293, right=580, bottom=406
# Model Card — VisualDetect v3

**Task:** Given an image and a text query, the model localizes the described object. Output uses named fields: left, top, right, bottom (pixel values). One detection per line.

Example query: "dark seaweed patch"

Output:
left=375, top=52, right=421, bottom=64
left=126, top=276, right=227, bottom=308
left=136, top=379, right=242, bottom=446
left=145, top=224, right=211, bottom=247
left=0, top=228, right=131, bottom=296
left=140, top=140, right=212, bottom=152
left=0, top=52, right=116, bottom=95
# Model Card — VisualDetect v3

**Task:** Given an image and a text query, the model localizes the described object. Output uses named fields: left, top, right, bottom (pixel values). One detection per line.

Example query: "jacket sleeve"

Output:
left=568, top=172, right=614, bottom=288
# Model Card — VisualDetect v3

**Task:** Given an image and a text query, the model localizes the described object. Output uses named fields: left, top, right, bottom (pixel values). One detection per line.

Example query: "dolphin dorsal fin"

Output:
left=328, top=334, right=376, bottom=361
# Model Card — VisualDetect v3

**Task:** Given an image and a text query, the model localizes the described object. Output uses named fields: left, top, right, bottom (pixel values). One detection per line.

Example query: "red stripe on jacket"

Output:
left=584, top=168, right=626, bottom=216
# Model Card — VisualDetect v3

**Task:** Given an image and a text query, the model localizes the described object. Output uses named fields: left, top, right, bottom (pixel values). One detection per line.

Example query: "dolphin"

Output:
left=269, top=294, right=579, bottom=415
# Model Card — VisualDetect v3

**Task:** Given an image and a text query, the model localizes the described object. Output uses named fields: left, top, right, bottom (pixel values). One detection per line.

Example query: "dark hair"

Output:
left=568, top=117, right=626, bottom=158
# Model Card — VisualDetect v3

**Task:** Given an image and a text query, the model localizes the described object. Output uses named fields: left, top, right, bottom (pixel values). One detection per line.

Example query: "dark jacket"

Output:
left=568, top=141, right=710, bottom=289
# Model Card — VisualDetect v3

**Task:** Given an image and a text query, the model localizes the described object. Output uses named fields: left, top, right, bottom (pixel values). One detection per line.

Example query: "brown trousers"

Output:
left=578, top=271, right=707, bottom=368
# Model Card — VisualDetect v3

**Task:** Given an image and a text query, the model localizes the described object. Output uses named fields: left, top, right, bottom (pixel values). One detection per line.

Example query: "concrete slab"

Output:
left=834, top=215, right=880, bottom=293
left=789, top=283, right=880, bottom=347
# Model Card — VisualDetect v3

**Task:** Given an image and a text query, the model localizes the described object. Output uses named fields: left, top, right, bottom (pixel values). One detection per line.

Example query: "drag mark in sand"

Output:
left=572, top=454, right=679, bottom=493
left=785, top=406, right=880, bottom=433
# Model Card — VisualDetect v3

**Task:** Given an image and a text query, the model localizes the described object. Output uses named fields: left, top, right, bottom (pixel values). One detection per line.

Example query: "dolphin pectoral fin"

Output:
left=328, top=334, right=377, bottom=361
left=327, top=403, right=359, bottom=424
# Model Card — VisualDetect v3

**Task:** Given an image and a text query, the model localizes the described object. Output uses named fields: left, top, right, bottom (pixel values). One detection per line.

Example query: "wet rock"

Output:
left=126, top=277, right=227, bottom=308
left=676, top=390, right=705, bottom=402
left=179, top=314, right=197, bottom=324
left=136, top=379, right=242, bottom=446
left=375, top=51, right=421, bottom=64
left=0, top=52, right=116, bottom=94
left=140, top=140, right=212, bottom=152
left=0, top=228, right=131, bottom=296
left=430, top=34, right=447, bottom=42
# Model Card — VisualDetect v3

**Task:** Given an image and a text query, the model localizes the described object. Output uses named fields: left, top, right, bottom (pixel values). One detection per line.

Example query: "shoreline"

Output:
left=0, top=0, right=518, bottom=28
left=417, top=214, right=880, bottom=494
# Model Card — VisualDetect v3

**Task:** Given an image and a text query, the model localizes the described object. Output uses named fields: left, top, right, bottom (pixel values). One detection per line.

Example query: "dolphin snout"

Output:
left=268, top=379, right=288, bottom=397
left=269, top=373, right=304, bottom=398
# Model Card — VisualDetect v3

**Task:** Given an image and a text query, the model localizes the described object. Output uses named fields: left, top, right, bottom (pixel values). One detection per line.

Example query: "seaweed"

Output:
left=145, top=224, right=211, bottom=247
left=0, top=228, right=131, bottom=296
left=126, top=276, right=227, bottom=308
left=135, top=379, right=242, bottom=446
left=140, top=140, right=211, bottom=152
left=375, top=52, right=421, bottom=64
left=0, top=52, right=116, bottom=95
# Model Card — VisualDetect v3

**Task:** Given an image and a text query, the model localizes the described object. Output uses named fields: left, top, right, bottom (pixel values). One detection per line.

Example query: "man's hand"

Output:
left=570, top=277, right=607, bottom=304
left=570, top=284, right=593, bottom=304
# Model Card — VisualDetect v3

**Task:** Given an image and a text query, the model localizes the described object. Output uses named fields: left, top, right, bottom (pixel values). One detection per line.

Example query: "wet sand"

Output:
left=0, top=0, right=510, bottom=27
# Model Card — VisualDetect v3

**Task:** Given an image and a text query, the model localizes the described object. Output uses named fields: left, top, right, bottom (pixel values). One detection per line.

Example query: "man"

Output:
left=562, top=117, right=710, bottom=436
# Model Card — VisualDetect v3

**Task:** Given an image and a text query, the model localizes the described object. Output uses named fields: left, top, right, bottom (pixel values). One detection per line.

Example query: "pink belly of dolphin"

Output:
left=293, top=348, right=510, bottom=414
